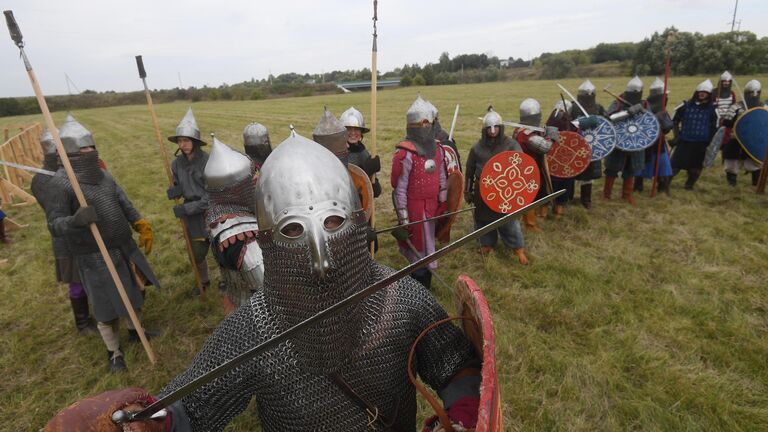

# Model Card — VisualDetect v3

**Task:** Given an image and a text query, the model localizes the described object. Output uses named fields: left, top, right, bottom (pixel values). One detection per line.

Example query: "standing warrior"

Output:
left=166, top=108, right=211, bottom=294
left=465, top=107, right=528, bottom=263
left=340, top=106, right=382, bottom=198
left=670, top=80, right=718, bottom=190
left=47, top=114, right=159, bottom=373
left=44, top=133, right=481, bottom=432
left=635, top=77, right=674, bottom=194
left=721, top=79, right=764, bottom=186
left=545, top=99, right=576, bottom=216
left=604, top=76, right=647, bottom=205
left=570, top=79, right=607, bottom=209
left=391, top=95, right=448, bottom=289
left=515, top=98, right=556, bottom=231
left=205, top=138, right=264, bottom=314
left=242, top=122, right=272, bottom=175
left=31, top=128, right=96, bottom=335
left=713, top=71, right=737, bottom=120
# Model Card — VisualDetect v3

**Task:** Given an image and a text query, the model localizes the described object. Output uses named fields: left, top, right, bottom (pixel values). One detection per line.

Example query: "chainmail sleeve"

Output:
left=114, top=181, right=141, bottom=224
left=158, top=303, right=266, bottom=431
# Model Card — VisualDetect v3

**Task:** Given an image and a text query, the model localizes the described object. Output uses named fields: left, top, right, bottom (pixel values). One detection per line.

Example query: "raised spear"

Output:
left=651, top=33, right=674, bottom=197
left=135, top=55, right=205, bottom=297
left=368, top=0, right=379, bottom=256
left=4, top=10, right=156, bottom=364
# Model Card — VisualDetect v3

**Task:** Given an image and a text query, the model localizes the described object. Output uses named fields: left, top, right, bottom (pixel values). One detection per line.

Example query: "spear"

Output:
left=4, top=10, right=156, bottom=364
left=367, top=0, right=379, bottom=257
left=135, top=55, right=205, bottom=297
left=651, top=33, right=674, bottom=197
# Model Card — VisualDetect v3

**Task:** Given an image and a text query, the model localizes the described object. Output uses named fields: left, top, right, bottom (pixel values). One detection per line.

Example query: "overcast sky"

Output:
left=1, top=0, right=766, bottom=97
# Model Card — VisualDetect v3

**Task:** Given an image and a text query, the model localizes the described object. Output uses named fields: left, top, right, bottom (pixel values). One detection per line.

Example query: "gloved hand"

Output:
left=132, top=219, right=153, bottom=254
left=362, top=155, right=381, bottom=176
left=166, top=185, right=183, bottom=200
left=72, top=206, right=98, bottom=227
left=391, top=226, right=411, bottom=242
left=545, top=125, right=560, bottom=142
left=628, top=103, right=644, bottom=116
left=422, top=396, right=479, bottom=431
left=44, top=387, right=166, bottom=432
left=577, top=115, right=599, bottom=129
left=172, top=204, right=187, bottom=219
left=372, top=178, right=382, bottom=198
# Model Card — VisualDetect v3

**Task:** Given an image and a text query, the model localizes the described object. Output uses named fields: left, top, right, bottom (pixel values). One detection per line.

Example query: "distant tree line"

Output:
left=3, top=27, right=767, bottom=118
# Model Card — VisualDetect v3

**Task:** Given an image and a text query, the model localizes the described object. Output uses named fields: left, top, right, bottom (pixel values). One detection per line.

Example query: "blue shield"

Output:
left=734, top=107, right=768, bottom=164
left=614, top=110, right=660, bottom=151
left=578, top=116, right=616, bottom=161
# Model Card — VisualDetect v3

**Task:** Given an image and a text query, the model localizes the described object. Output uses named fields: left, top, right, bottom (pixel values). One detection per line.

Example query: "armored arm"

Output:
left=115, top=182, right=142, bottom=224
left=463, top=148, right=476, bottom=203
left=392, top=150, right=411, bottom=224
left=48, top=188, right=91, bottom=237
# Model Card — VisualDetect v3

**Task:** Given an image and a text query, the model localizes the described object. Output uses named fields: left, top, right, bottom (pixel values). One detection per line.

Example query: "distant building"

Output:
left=499, top=59, right=510, bottom=68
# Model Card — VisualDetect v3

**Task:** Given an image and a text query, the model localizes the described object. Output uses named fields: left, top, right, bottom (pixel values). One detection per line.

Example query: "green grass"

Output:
left=1, top=76, right=768, bottom=431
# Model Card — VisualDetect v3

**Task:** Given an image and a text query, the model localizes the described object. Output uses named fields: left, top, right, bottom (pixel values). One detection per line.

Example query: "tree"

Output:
left=540, top=54, right=574, bottom=79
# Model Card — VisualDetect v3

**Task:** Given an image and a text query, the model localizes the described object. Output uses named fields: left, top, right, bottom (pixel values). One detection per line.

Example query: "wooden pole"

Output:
left=135, top=55, right=205, bottom=296
left=368, top=0, right=378, bottom=257
left=651, top=34, right=673, bottom=197
left=4, top=10, right=156, bottom=364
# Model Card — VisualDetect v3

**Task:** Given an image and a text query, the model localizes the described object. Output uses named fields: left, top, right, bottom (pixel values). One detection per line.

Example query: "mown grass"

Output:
left=1, top=76, right=767, bottom=431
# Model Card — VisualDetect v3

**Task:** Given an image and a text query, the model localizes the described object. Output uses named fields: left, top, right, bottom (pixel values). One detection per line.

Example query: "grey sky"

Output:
left=1, top=0, right=766, bottom=97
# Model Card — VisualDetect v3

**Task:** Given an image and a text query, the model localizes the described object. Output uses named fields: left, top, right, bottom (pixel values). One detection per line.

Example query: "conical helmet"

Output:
left=696, top=79, right=714, bottom=93
left=243, top=122, right=272, bottom=164
left=482, top=106, right=503, bottom=128
left=340, top=106, right=369, bottom=132
left=554, top=100, right=572, bottom=113
left=744, top=79, right=761, bottom=94
left=39, top=128, right=57, bottom=155
left=519, top=98, right=542, bottom=127
left=626, top=76, right=644, bottom=93
left=720, top=71, right=733, bottom=82
left=744, top=79, right=762, bottom=108
left=312, top=107, right=348, bottom=164
left=204, top=137, right=253, bottom=189
left=168, top=107, right=206, bottom=146
left=578, top=79, right=596, bottom=96
left=406, top=94, right=435, bottom=125
left=649, top=77, right=665, bottom=96
left=59, top=113, right=95, bottom=154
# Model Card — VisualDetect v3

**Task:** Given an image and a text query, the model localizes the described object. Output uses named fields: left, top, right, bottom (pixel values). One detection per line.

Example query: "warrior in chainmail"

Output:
left=670, top=80, right=718, bottom=190
left=634, top=78, right=674, bottom=194
left=242, top=122, right=272, bottom=173
left=391, top=95, right=448, bottom=290
left=545, top=99, right=577, bottom=217
left=44, top=133, right=482, bottom=432
left=46, top=114, right=159, bottom=373
left=515, top=98, right=558, bottom=231
left=166, top=108, right=211, bottom=294
left=570, top=79, right=608, bottom=209
left=465, top=107, right=528, bottom=264
left=604, top=76, right=648, bottom=205
left=721, top=79, right=764, bottom=187
left=340, top=106, right=383, bottom=198
left=31, top=128, right=97, bottom=335
left=204, top=138, right=263, bottom=314
left=713, top=71, right=737, bottom=121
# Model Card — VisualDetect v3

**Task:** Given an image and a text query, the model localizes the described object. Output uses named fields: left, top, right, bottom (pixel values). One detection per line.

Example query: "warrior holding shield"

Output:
left=721, top=80, right=764, bottom=186
left=570, top=79, right=609, bottom=209
left=670, top=80, right=718, bottom=190
left=43, top=133, right=483, bottom=432
left=465, top=107, right=529, bottom=263
left=634, top=77, right=674, bottom=194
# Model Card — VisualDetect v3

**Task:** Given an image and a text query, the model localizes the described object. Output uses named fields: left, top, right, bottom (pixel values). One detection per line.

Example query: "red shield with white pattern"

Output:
left=545, top=131, right=591, bottom=178
left=479, top=151, right=540, bottom=214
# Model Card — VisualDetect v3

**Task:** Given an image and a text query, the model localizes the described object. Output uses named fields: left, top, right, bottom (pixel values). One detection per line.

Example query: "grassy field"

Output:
left=1, top=76, right=767, bottom=431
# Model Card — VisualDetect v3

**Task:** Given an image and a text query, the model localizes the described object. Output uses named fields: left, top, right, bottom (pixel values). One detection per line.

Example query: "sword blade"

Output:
left=476, top=117, right=545, bottom=133
left=375, top=206, right=475, bottom=234
left=119, top=189, right=565, bottom=423
left=448, top=104, right=460, bottom=141
left=556, top=83, right=589, bottom=118
left=0, top=159, right=55, bottom=176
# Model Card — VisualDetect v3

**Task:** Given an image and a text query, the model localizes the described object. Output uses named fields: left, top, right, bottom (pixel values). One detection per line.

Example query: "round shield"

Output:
left=578, top=115, right=617, bottom=161
left=479, top=151, right=540, bottom=214
left=545, top=131, right=591, bottom=178
left=614, top=110, right=660, bottom=151
left=734, top=106, right=768, bottom=164
left=348, top=164, right=374, bottom=222
left=704, top=126, right=726, bottom=168
left=443, top=145, right=461, bottom=175
left=436, top=170, right=464, bottom=244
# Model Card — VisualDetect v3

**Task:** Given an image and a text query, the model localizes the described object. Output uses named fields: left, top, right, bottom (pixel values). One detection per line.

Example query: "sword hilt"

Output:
left=4, top=10, right=23, bottom=47
left=136, top=55, right=147, bottom=79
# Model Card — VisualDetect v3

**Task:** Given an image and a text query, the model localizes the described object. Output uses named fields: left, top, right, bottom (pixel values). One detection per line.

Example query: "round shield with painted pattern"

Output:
left=479, top=151, right=540, bottom=214
left=578, top=115, right=617, bottom=161
left=443, top=145, right=461, bottom=175
left=545, top=131, right=591, bottom=178
left=614, top=110, right=660, bottom=151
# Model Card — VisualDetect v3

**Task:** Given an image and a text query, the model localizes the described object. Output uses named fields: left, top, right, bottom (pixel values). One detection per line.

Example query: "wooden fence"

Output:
left=0, top=123, right=44, bottom=231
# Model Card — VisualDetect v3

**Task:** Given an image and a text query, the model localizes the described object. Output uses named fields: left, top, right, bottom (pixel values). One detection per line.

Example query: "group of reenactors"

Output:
left=11, top=70, right=765, bottom=431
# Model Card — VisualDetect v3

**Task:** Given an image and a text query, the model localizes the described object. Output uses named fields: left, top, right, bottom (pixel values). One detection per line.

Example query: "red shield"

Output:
left=443, top=145, right=461, bottom=175
left=455, top=275, right=503, bottom=431
left=479, top=151, right=540, bottom=214
left=545, top=131, right=591, bottom=178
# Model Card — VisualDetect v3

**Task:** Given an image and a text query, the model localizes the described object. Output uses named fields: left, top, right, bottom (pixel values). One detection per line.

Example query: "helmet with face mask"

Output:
left=519, top=98, right=542, bottom=127
left=405, top=95, right=437, bottom=157
left=59, top=113, right=103, bottom=184
left=313, top=107, right=349, bottom=166
left=647, top=77, right=666, bottom=113
left=255, top=132, right=370, bottom=374
left=743, top=79, right=762, bottom=109
left=242, top=123, right=272, bottom=165
left=624, top=76, right=644, bottom=105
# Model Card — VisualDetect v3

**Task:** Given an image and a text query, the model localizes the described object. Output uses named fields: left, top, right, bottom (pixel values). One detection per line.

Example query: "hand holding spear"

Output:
left=135, top=55, right=205, bottom=297
left=4, top=10, right=156, bottom=364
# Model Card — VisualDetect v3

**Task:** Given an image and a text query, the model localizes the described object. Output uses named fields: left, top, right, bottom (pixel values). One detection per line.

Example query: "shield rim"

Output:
left=614, top=111, right=661, bottom=151
left=347, top=164, right=374, bottom=222
left=733, top=106, right=768, bottom=165
left=578, top=115, right=617, bottom=161
left=478, top=150, right=541, bottom=214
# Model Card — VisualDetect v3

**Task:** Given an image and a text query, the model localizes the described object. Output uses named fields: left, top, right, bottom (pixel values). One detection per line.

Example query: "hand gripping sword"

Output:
left=112, top=189, right=565, bottom=424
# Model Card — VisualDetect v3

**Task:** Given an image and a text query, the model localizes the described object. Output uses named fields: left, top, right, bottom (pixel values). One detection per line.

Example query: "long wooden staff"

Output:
left=3, top=10, right=156, bottom=364
left=135, top=55, right=205, bottom=297
left=368, top=0, right=378, bottom=256
left=651, top=34, right=673, bottom=197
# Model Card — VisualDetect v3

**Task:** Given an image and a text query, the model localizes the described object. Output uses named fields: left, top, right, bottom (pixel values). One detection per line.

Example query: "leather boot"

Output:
left=70, top=296, right=97, bottom=335
left=751, top=170, right=760, bottom=186
left=726, top=172, right=737, bottom=187
left=684, top=169, right=701, bottom=190
left=603, top=176, right=616, bottom=200
left=523, top=211, right=540, bottom=232
left=0, top=218, right=11, bottom=244
left=514, top=248, right=529, bottom=265
left=580, top=184, right=592, bottom=209
left=634, top=177, right=644, bottom=192
left=658, top=177, right=671, bottom=195
left=107, top=350, right=127, bottom=373
left=621, top=176, right=637, bottom=205
left=537, top=205, right=548, bottom=218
